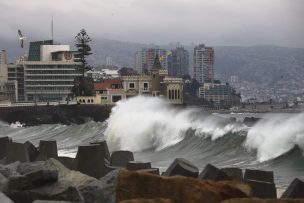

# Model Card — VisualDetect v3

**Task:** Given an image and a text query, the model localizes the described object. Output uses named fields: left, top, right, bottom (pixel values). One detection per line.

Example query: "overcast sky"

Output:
left=0, top=0, right=303, bottom=47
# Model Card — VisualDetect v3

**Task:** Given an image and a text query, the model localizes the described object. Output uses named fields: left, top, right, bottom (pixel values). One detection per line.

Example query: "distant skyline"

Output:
left=0, top=0, right=303, bottom=48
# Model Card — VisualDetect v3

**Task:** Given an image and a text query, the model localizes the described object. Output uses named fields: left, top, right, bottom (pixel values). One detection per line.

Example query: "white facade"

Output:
left=85, top=69, right=119, bottom=81
left=0, top=50, right=8, bottom=82
left=40, top=45, right=70, bottom=61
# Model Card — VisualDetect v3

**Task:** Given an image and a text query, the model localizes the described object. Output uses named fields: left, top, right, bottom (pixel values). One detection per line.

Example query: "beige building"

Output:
left=78, top=55, right=184, bottom=105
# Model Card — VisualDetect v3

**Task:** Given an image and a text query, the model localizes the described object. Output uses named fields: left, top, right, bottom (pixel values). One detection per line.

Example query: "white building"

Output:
left=85, top=69, right=119, bottom=81
left=21, top=41, right=81, bottom=102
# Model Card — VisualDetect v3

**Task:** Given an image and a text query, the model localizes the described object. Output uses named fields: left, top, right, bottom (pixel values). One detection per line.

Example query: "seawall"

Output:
left=0, top=104, right=112, bottom=126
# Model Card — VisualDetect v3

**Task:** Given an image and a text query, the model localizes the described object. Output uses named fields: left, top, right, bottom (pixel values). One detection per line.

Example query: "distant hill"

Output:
left=1, top=38, right=304, bottom=86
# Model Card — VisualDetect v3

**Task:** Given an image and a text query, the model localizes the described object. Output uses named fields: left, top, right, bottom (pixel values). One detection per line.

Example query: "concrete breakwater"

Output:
left=0, top=136, right=303, bottom=203
left=0, top=105, right=112, bottom=126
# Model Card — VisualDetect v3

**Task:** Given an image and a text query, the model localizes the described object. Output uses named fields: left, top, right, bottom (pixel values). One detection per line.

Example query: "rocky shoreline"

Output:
left=0, top=136, right=303, bottom=203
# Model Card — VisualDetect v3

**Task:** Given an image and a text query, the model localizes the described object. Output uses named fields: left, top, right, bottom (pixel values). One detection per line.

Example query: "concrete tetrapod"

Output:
left=36, top=140, right=58, bottom=161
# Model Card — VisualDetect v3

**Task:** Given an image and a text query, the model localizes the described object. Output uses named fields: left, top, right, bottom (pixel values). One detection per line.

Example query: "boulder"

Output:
left=6, top=180, right=83, bottom=203
left=6, top=142, right=30, bottom=164
left=116, top=170, right=249, bottom=203
left=24, top=141, right=39, bottom=162
left=281, top=178, right=304, bottom=199
left=163, top=158, right=199, bottom=178
left=0, top=192, right=13, bottom=203
left=137, top=168, right=160, bottom=175
left=244, top=169, right=274, bottom=183
left=244, top=179, right=277, bottom=198
left=0, top=161, right=21, bottom=178
left=6, top=159, right=94, bottom=203
left=4, top=170, right=58, bottom=191
left=0, top=137, right=10, bottom=160
left=127, top=161, right=152, bottom=171
left=74, top=144, right=112, bottom=179
left=221, top=168, right=243, bottom=181
left=79, top=169, right=123, bottom=203
left=33, top=201, right=74, bottom=203
left=118, top=198, right=174, bottom=203
left=90, top=140, right=111, bottom=161
left=0, top=173, right=7, bottom=191
left=36, top=140, right=58, bottom=161
left=110, top=151, right=134, bottom=168
left=199, top=164, right=231, bottom=181
left=221, top=198, right=304, bottom=203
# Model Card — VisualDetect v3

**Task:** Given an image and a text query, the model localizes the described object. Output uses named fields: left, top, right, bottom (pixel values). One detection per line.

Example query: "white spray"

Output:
left=244, top=113, right=304, bottom=162
left=105, top=96, right=245, bottom=152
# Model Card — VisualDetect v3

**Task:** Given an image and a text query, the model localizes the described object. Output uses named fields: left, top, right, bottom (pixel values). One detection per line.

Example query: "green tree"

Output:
left=72, top=76, right=94, bottom=96
left=75, top=29, right=92, bottom=77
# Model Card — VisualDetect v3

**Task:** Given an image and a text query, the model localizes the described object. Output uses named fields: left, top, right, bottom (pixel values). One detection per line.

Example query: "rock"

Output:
left=36, top=140, right=58, bottom=161
left=244, top=179, right=277, bottom=198
left=116, top=170, right=249, bottom=203
left=281, top=178, right=304, bottom=199
left=118, top=198, right=174, bottom=203
left=6, top=180, right=84, bottom=203
left=33, top=201, right=74, bottom=203
left=0, top=192, right=13, bottom=203
left=5, top=170, right=58, bottom=191
left=221, top=168, right=243, bottom=181
left=221, top=198, right=304, bottom=203
left=24, top=141, right=39, bottom=162
left=0, top=137, right=10, bottom=160
left=244, top=169, right=274, bottom=183
left=137, top=168, right=160, bottom=175
left=74, top=144, right=112, bottom=179
left=56, top=157, right=74, bottom=170
left=0, top=173, right=8, bottom=191
left=243, top=117, right=261, bottom=127
left=90, top=140, right=111, bottom=161
left=127, top=161, right=152, bottom=171
left=163, top=158, right=199, bottom=178
left=199, top=164, right=231, bottom=181
left=79, top=169, right=123, bottom=203
left=110, top=151, right=134, bottom=168
left=0, top=161, right=21, bottom=178
left=6, top=142, right=30, bottom=164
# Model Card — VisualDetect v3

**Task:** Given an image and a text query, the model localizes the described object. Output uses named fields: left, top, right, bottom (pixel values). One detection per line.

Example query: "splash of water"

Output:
left=105, top=96, right=245, bottom=152
left=244, top=113, right=304, bottom=162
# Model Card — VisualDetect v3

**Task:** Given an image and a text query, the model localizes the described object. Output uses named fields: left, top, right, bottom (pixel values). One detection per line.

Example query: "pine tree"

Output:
left=75, top=29, right=92, bottom=77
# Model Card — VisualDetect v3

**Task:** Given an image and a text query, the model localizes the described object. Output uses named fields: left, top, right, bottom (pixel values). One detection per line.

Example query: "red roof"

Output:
left=94, top=79, right=122, bottom=91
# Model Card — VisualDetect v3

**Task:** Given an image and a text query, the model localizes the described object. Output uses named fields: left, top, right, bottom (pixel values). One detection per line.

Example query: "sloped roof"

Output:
left=94, top=79, right=122, bottom=91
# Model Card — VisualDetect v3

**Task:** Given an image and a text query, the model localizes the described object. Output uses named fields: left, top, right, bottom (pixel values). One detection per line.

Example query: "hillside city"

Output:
left=1, top=35, right=304, bottom=110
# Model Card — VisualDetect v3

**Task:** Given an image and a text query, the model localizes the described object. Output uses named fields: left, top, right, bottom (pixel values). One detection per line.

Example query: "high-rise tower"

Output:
left=193, top=44, right=214, bottom=84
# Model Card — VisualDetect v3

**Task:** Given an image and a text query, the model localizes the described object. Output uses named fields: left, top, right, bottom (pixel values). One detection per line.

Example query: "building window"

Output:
left=91, top=99, right=94, bottom=103
left=129, top=83, right=135, bottom=89
left=143, top=82, right=148, bottom=90
left=112, top=95, right=122, bottom=102
left=88, top=99, right=90, bottom=103
left=101, top=96, right=107, bottom=100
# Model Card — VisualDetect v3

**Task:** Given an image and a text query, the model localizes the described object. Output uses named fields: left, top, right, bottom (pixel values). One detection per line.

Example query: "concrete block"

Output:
left=56, top=156, right=74, bottom=170
left=281, top=178, right=304, bottom=199
left=74, top=144, right=110, bottom=178
left=244, top=169, right=274, bottom=183
left=199, top=164, right=231, bottom=181
left=24, top=141, right=39, bottom=162
left=90, top=140, right=111, bottom=161
left=110, top=151, right=134, bottom=168
left=0, top=192, right=13, bottom=203
left=221, top=167, right=243, bottom=181
left=36, top=140, right=58, bottom=161
left=6, top=142, right=30, bottom=164
left=137, top=168, right=160, bottom=175
left=0, top=137, right=10, bottom=160
left=164, top=158, right=199, bottom=178
left=127, top=161, right=152, bottom=171
left=245, top=179, right=277, bottom=198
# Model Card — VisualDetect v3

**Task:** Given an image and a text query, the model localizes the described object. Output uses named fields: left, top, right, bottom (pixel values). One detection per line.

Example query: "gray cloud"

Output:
left=0, top=0, right=303, bottom=47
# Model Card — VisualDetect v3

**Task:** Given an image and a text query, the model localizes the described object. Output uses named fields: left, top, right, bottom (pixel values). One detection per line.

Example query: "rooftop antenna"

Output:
left=51, top=16, right=54, bottom=41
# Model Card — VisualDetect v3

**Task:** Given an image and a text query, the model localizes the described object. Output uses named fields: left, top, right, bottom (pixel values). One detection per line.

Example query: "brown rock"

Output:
left=119, top=198, right=175, bottom=203
left=221, top=198, right=304, bottom=203
left=116, top=170, right=250, bottom=203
